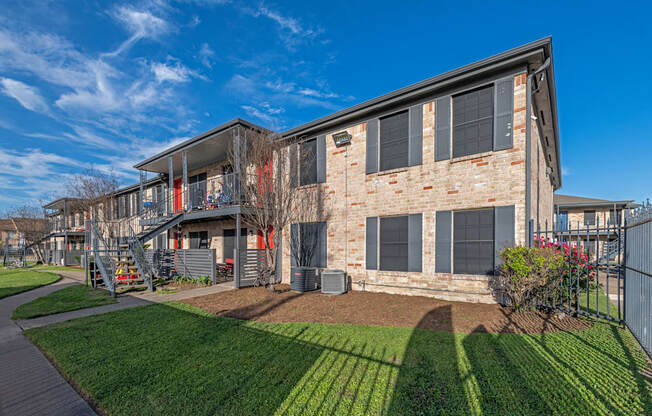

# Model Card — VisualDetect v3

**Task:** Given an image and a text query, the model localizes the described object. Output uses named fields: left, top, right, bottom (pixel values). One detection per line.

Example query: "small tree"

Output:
left=229, top=130, right=327, bottom=289
left=64, top=169, right=120, bottom=240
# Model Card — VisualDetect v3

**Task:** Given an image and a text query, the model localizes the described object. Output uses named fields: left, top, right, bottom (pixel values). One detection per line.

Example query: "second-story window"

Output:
left=299, top=138, right=317, bottom=186
left=379, top=110, right=409, bottom=171
left=452, top=85, right=494, bottom=158
left=584, top=210, right=596, bottom=226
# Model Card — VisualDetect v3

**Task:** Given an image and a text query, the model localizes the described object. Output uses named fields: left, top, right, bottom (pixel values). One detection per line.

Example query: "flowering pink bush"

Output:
left=533, top=235, right=596, bottom=287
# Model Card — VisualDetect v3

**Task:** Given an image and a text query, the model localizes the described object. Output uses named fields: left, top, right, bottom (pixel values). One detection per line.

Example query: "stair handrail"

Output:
left=128, top=223, right=154, bottom=291
left=89, top=219, right=116, bottom=294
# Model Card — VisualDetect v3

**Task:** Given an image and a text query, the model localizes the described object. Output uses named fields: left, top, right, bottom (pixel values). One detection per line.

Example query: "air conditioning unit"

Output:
left=321, top=269, right=347, bottom=295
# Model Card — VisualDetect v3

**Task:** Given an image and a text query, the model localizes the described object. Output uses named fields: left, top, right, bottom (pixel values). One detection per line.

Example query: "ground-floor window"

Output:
left=366, top=214, right=422, bottom=273
left=453, top=209, right=494, bottom=275
left=189, top=231, right=209, bottom=249
left=290, top=222, right=327, bottom=268
left=379, top=216, right=409, bottom=272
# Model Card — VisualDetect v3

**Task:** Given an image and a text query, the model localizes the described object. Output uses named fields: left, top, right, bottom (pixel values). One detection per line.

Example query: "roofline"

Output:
left=133, top=118, right=273, bottom=169
left=280, top=37, right=553, bottom=139
left=42, top=197, right=82, bottom=210
left=555, top=200, right=636, bottom=209
left=113, top=175, right=165, bottom=196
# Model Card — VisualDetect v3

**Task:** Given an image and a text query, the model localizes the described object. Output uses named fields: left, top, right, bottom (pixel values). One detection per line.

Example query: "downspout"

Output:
left=526, top=57, right=551, bottom=245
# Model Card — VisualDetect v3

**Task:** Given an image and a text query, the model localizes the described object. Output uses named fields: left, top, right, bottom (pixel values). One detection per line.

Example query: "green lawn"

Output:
left=0, top=270, right=60, bottom=299
left=12, top=284, right=117, bottom=320
left=578, top=287, right=621, bottom=320
left=26, top=302, right=651, bottom=416
left=34, top=265, right=84, bottom=273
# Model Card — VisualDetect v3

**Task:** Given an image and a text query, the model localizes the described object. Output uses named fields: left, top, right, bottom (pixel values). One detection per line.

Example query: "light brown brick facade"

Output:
left=278, top=71, right=556, bottom=303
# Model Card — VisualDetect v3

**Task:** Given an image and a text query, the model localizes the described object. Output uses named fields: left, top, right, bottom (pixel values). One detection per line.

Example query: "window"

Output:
left=379, top=110, right=409, bottom=171
left=223, top=228, right=247, bottom=261
left=299, top=139, right=317, bottom=186
left=454, top=209, right=494, bottom=275
left=556, top=211, right=568, bottom=231
left=452, top=85, right=494, bottom=158
left=189, top=173, right=207, bottom=208
left=608, top=209, right=622, bottom=225
left=296, top=222, right=327, bottom=268
left=379, top=216, right=409, bottom=271
left=189, top=231, right=209, bottom=249
left=584, top=210, right=596, bottom=226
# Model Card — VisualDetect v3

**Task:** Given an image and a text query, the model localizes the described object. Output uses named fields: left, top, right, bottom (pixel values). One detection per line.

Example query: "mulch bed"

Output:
left=181, top=285, right=591, bottom=334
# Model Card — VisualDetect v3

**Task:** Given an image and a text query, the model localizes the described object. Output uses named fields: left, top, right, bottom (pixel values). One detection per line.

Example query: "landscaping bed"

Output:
left=181, top=285, right=590, bottom=334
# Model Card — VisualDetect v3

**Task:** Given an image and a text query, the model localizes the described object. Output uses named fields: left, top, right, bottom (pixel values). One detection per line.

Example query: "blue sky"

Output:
left=1, top=0, right=650, bottom=211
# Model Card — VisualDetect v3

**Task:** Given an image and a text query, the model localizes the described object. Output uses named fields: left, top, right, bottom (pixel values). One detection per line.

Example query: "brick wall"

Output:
left=278, top=71, right=555, bottom=303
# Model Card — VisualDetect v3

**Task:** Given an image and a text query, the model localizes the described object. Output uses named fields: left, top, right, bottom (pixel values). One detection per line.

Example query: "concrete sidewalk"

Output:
left=17, top=269, right=235, bottom=330
left=0, top=277, right=97, bottom=416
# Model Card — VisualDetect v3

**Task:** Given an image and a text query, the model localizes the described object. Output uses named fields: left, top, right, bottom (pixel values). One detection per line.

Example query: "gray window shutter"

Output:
left=435, top=96, right=451, bottom=161
left=275, top=232, right=282, bottom=283
left=366, top=119, right=378, bottom=174
left=494, top=205, right=515, bottom=272
left=318, top=221, right=327, bottom=267
left=365, top=217, right=378, bottom=270
left=290, top=144, right=298, bottom=188
left=316, top=134, right=326, bottom=183
left=435, top=210, right=452, bottom=273
left=494, top=77, right=514, bottom=151
left=408, top=213, right=422, bottom=272
left=290, top=223, right=298, bottom=267
left=408, top=104, right=423, bottom=166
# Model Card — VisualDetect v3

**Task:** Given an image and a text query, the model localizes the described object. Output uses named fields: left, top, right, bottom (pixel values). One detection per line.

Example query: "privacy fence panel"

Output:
left=239, top=249, right=267, bottom=287
left=625, top=204, right=652, bottom=358
left=146, top=249, right=216, bottom=283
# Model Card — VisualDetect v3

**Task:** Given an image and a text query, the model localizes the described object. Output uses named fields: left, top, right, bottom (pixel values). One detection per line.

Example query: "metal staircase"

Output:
left=128, top=224, right=154, bottom=291
left=599, top=236, right=622, bottom=263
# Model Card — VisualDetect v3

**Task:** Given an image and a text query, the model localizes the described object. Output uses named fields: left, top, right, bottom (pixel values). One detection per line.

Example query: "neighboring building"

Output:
left=275, top=37, right=560, bottom=302
left=0, top=219, right=21, bottom=248
left=553, top=193, right=638, bottom=262
left=553, top=194, right=637, bottom=230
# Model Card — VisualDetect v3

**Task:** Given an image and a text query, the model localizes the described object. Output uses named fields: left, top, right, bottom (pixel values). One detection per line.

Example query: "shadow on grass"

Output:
left=24, top=297, right=652, bottom=416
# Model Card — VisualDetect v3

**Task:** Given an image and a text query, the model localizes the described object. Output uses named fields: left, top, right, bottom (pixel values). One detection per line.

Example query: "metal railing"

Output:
left=624, top=200, right=652, bottom=358
left=89, top=219, right=117, bottom=295
left=533, top=217, right=625, bottom=323
left=128, top=224, right=154, bottom=291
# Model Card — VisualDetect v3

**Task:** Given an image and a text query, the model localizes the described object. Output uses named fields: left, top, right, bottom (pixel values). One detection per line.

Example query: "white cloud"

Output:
left=104, top=7, right=171, bottom=57
left=0, top=77, right=49, bottom=113
left=55, top=61, right=120, bottom=113
left=241, top=104, right=284, bottom=129
left=198, top=42, right=215, bottom=68
left=239, top=4, right=321, bottom=50
left=151, top=61, right=193, bottom=83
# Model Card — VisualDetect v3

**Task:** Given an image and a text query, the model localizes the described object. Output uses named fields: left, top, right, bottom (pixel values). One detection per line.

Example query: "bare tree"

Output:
left=64, top=169, right=120, bottom=239
left=4, top=205, right=48, bottom=263
left=229, top=130, right=328, bottom=289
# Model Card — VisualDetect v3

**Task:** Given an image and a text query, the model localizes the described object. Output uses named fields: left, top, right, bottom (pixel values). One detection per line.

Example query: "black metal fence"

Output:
left=533, top=218, right=625, bottom=323
left=624, top=202, right=652, bottom=357
left=145, top=249, right=217, bottom=283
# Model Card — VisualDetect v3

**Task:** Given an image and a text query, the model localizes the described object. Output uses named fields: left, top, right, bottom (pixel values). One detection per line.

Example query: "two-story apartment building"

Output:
left=56, top=38, right=560, bottom=302
left=275, top=37, right=560, bottom=302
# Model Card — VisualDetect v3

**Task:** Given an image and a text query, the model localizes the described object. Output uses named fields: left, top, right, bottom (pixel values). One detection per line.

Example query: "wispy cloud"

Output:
left=0, top=77, right=49, bottom=113
left=239, top=3, right=322, bottom=50
left=103, top=7, right=171, bottom=58
left=198, top=42, right=215, bottom=68
left=241, top=103, right=284, bottom=129
left=151, top=59, right=200, bottom=83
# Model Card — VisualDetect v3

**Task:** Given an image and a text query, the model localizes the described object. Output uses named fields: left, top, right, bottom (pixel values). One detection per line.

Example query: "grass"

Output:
left=26, top=302, right=651, bottom=416
left=12, top=284, right=117, bottom=320
left=578, top=287, right=621, bottom=320
left=0, top=270, right=60, bottom=299
left=34, top=265, right=84, bottom=272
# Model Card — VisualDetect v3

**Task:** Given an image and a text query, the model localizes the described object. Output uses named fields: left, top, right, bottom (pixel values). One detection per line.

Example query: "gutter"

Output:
left=526, top=58, right=551, bottom=242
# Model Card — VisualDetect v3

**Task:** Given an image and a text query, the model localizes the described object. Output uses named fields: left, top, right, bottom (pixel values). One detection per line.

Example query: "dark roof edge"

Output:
left=555, top=201, right=636, bottom=209
left=114, top=175, right=165, bottom=196
left=280, top=37, right=552, bottom=139
left=133, top=118, right=273, bottom=169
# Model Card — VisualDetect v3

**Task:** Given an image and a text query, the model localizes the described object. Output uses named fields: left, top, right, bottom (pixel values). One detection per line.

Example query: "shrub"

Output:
left=498, top=246, right=565, bottom=310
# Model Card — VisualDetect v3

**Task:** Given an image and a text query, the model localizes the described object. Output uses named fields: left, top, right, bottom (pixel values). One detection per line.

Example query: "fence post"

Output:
left=211, top=249, right=216, bottom=284
left=527, top=219, right=534, bottom=247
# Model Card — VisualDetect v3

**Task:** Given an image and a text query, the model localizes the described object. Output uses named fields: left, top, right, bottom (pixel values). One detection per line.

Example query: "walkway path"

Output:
left=0, top=277, right=97, bottom=416
left=1, top=269, right=235, bottom=415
